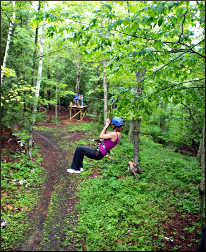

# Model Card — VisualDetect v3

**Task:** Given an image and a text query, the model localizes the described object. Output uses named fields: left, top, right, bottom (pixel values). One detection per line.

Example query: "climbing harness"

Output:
left=100, top=139, right=110, bottom=155
left=96, top=139, right=110, bottom=155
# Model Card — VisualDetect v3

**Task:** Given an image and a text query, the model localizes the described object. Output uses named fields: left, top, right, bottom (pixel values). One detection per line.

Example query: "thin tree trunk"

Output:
left=129, top=119, right=134, bottom=144
left=33, top=26, right=44, bottom=114
left=199, top=118, right=205, bottom=226
left=32, top=1, right=41, bottom=86
left=133, top=118, right=141, bottom=170
left=160, top=103, right=167, bottom=131
left=96, top=65, right=100, bottom=85
left=133, top=68, right=145, bottom=173
left=129, top=95, right=135, bottom=143
left=55, top=83, right=58, bottom=123
left=103, top=58, right=107, bottom=123
left=1, top=1, right=16, bottom=83
left=47, top=68, right=51, bottom=110
left=75, top=62, right=80, bottom=93
left=27, top=24, right=44, bottom=158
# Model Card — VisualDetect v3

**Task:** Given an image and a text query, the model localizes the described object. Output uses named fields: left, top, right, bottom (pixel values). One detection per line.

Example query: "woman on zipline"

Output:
left=67, top=117, right=124, bottom=173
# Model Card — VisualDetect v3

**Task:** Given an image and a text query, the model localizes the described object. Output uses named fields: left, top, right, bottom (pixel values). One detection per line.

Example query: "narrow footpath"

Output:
left=19, top=122, right=86, bottom=251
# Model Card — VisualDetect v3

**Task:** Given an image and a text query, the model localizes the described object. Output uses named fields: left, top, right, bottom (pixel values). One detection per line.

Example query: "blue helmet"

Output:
left=112, top=117, right=124, bottom=127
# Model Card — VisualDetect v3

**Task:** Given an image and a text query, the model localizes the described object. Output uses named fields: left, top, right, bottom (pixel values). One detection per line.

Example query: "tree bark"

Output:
left=31, top=1, right=41, bottom=87
left=198, top=118, right=205, bottom=226
left=129, top=95, right=135, bottom=143
left=47, top=68, right=51, bottom=110
left=133, top=67, right=145, bottom=173
left=33, top=25, right=44, bottom=115
left=103, top=58, right=107, bottom=123
left=160, top=103, right=167, bottom=131
left=96, top=65, right=100, bottom=85
left=75, top=62, right=80, bottom=93
left=129, top=119, right=134, bottom=144
left=55, top=82, right=58, bottom=123
left=133, top=118, right=141, bottom=170
left=1, top=1, right=16, bottom=83
left=27, top=24, right=44, bottom=158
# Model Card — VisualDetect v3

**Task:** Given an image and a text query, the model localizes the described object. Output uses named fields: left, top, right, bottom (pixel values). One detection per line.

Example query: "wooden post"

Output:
left=69, top=105, right=88, bottom=121
left=69, top=102, right=72, bottom=120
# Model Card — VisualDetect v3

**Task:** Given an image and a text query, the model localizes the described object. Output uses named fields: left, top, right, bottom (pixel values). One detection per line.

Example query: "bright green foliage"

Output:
left=1, top=1, right=204, bottom=250
left=70, top=128, right=201, bottom=251
left=1, top=1, right=204, bottom=150
left=1, top=148, right=45, bottom=250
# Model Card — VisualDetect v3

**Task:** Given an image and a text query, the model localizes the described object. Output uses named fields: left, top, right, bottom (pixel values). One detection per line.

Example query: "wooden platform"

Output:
left=69, top=105, right=88, bottom=120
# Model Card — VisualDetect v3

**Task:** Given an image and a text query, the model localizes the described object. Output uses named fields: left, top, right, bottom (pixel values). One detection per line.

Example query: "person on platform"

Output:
left=73, top=93, right=79, bottom=106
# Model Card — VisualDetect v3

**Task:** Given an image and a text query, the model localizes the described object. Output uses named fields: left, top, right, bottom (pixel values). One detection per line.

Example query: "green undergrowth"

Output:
left=66, top=122, right=201, bottom=251
left=2, top=120, right=201, bottom=251
left=1, top=147, right=46, bottom=250
left=68, top=121, right=101, bottom=133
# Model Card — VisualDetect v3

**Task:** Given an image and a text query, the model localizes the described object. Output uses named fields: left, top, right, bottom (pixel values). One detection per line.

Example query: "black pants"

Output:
left=71, top=146, right=104, bottom=170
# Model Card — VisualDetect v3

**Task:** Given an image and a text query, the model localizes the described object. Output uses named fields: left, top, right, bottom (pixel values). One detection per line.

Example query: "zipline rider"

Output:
left=67, top=117, right=124, bottom=173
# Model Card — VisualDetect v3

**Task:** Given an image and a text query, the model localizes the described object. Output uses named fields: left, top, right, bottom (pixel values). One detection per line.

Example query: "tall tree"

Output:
left=75, top=61, right=80, bottom=93
left=32, top=1, right=41, bottom=86
left=198, top=118, right=205, bottom=226
left=28, top=23, right=45, bottom=157
left=133, top=67, right=145, bottom=173
left=102, top=58, right=107, bottom=123
left=1, top=1, right=16, bottom=83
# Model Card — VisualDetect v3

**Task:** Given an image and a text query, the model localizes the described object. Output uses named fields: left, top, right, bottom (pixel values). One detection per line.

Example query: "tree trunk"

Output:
left=47, top=68, right=51, bottom=110
left=133, top=119, right=141, bottom=171
left=96, top=65, right=100, bottom=86
left=129, top=95, right=135, bottom=143
left=55, top=83, right=58, bottom=123
left=1, top=1, right=16, bottom=83
left=160, top=103, right=167, bottom=131
left=75, top=62, right=80, bottom=93
left=32, top=1, right=41, bottom=87
left=27, top=24, right=44, bottom=158
left=129, top=119, right=134, bottom=144
left=133, top=68, right=145, bottom=173
left=33, top=26, right=44, bottom=115
left=198, top=118, right=205, bottom=226
left=103, top=58, right=107, bottom=123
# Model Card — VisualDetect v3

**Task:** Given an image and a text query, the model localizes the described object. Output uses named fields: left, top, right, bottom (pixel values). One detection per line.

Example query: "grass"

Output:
left=1, top=119, right=203, bottom=251
left=1, top=147, right=46, bottom=250
left=64, top=122, right=202, bottom=251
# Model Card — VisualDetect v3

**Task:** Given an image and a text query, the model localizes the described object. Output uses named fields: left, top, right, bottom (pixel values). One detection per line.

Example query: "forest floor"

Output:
left=1, top=110, right=202, bottom=251
left=19, top=113, right=98, bottom=251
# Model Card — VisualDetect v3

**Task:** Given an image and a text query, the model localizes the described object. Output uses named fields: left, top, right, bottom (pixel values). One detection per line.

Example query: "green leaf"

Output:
left=108, top=24, right=113, bottom=31
left=72, top=14, right=80, bottom=19
left=116, top=19, right=123, bottom=25
left=103, top=3, right=112, bottom=11
left=1, top=67, right=16, bottom=78
left=158, top=17, right=163, bottom=27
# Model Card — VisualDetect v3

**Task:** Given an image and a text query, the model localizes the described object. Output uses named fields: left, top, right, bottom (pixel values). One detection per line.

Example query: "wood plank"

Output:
left=70, top=110, right=81, bottom=120
left=69, top=105, right=88, bottom=120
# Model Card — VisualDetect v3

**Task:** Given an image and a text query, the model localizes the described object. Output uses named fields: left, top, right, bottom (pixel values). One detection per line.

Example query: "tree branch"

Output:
left=178, top=42, right=205, bottom=58
left=126, top=1, right=131, bottom=17
left=178, top=9, right=188, bottom=43
left=155, top=79, right=205, bottom=93
left=180, top=102, right=200, bottom=129
left=114, top=27, right=205, bottom=58
left=151, top=39, right=205, bottom=77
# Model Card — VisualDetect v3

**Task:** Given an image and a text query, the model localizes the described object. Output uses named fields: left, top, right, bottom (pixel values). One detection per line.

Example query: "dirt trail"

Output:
left=19, top=128, right=82, bottom=251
